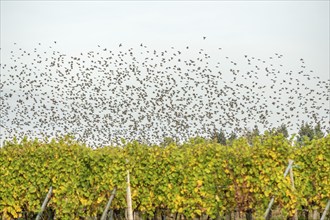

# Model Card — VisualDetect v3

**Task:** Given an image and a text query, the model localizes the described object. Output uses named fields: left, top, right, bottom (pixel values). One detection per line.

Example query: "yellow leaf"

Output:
left=265, top=190, right=270, bottom=197
left=317, top=155, right=324, bottom=161
left=132, top=189, right=138, bottom=197
left=7, top=206, right=18, bottom=218
left=195, top=209, right=202, bottom=216
left=97, top=197, right=103, bottom=204
left=285, top=189, right=291, bottom=196
left=80, top=197, right=89, bottom=206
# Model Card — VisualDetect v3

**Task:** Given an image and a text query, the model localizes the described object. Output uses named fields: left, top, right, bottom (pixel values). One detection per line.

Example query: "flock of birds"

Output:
left=0, top=41, right=329, bottom=146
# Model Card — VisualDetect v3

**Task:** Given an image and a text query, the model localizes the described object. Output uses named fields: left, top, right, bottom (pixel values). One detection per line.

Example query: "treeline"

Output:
left=0, top=131, right=329, bottom=219
left=210, top=121, right=326, bottom=147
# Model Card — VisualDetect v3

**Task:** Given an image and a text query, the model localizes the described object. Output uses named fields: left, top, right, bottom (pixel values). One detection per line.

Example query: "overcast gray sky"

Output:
left=1, top=1, right=329, bottom=79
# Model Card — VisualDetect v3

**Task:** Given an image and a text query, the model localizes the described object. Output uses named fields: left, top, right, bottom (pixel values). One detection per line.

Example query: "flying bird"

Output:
left=0, top=41, right=328, bottom=147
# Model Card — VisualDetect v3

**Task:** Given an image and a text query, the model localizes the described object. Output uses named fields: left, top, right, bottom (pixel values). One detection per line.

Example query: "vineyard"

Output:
left=0, top=133, right=329, bottom=220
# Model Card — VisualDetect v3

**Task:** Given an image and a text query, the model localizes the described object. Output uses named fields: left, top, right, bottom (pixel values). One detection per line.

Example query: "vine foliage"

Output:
left=0, top=134, right=329, bottom=219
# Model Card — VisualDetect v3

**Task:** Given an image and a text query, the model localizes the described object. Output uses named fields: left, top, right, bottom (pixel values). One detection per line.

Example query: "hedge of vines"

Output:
left=0, top=134, right=329, bottom=219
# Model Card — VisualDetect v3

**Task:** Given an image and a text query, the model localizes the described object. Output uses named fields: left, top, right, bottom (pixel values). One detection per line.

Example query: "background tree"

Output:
left=297, top=121, right=324, bottom=145
left=268, top=124, right=289, bottom=138
left=243, top=125, right=260, bottom=145
left=313, top=121, right=324, bottom=139
left=211, top=128, right=227, bottom=145
left=227, top=131, right=238, bottom=144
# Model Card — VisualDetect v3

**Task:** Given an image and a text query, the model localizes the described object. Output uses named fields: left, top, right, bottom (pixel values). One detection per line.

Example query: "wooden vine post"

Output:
left=35, top=186, right=53, bottom=220
left=288, top=159, right=298, bottom=220
left=101, top=187, right=117, bottom=220
left=127, top=170, right=134, bottom=220
left=320, top=200, right=330, bottom=220
left=264, top=160, right=294, bottom=219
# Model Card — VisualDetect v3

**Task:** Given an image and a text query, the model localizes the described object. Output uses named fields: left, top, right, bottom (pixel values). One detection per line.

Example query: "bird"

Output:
left=0, top=41, right=328, bottom=147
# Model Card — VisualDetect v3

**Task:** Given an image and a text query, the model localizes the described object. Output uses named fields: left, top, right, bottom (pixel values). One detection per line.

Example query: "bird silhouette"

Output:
left=0, top=42, right=328, bottom=146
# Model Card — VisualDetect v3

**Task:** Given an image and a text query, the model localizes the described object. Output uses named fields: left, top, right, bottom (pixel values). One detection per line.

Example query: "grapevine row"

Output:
left=0, top=134, right=329, bottom=219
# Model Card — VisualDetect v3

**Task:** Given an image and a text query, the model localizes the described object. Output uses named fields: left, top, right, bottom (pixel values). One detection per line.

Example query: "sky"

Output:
left=0, top=1, right=329, bottom=145
left=1, top=0, right=329, bottom=77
